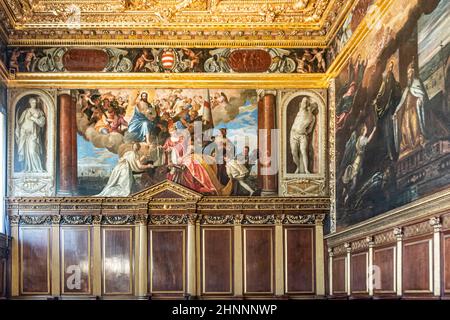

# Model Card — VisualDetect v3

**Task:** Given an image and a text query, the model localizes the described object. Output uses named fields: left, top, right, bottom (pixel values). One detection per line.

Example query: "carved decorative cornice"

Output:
left=150, top=214, right=189, bottom=225
left=0, top=0, right=354, bottom=47
left=201, top=215, right=234, bottom=225
left=101, top=215, right=136, bottom=225
left=60, top=215, right=93, bottom=225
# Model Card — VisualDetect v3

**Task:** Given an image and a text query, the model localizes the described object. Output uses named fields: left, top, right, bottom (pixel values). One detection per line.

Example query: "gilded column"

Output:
left=328, top=248, right=334, bottom=296
left=187, top=214, right=198, bottom=297
left=51, top=215, right=61, bottom=297
left=274, top=215, right=284, bottom=296
left=394, top=227, right=403, bottom=296
left=10, top=215, right=19, bottom=297
left=233, top=214, right=243, bottom=297
left=257, top=90, right=278, bottom=196
left=367, top=236, right=374, bottom=296
left=314, top=214, right=326, bottom=296
left=92, top=215, right=102, bottom=297
left=345, top=242, right=351, bottom=296
left=58, top=92, right=74, bottom=195
left=430, top=217, right=442, bottom=296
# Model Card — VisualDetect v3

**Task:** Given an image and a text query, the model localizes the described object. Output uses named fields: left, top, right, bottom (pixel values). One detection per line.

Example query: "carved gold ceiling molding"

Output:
left=5, top=72, right=329, bottom=89
left=0, top=0, right=356, bottom=47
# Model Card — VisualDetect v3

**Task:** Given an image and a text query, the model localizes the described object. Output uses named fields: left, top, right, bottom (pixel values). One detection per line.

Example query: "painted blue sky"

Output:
left=214, top=100, right=258, bottom=155
left=77, top=134, right=118, bottom=174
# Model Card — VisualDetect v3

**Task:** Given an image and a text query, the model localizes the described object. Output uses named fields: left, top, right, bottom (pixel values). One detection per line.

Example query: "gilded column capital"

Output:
left=366, top=236, right=374, bottom=247
left=344, top=242, right=351, bottom=253
left=314, top=214, right=326, bottom=225
left=274, top=214, right=285, bottom=225
left=429, top=217, right=442, bottom=232
left=328, top=247, right=334, bottom=257
left=393, top=227, right=403, bottom=240
left=51, top=215, right=61, bottom=225
left=10, top=215, right=20, bottom=226
left=233, top=214, right=244, bottom=225
left=93, top=215, right=102, bottom=225
left=136, top=214, right=149, bottom=225
left=187, top=213, right=200, bottom=225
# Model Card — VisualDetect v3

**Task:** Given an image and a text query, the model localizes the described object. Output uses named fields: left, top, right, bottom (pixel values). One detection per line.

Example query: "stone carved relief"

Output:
left=278, top=89, right=328, bottom=196
left=8, top=89, right=57, bottom=197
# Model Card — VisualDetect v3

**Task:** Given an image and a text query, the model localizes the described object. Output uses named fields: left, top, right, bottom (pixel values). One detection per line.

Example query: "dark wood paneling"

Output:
left=102, top=228, right=133, bottom=295
left=61, top=228, right=91, bottom=294
left=332, top=257, right=346, bottom=294
left=373, top=246, right=396, bottom=294
left=202, top=228, right=232, bottom=294
left=403, top=239, right=431, bottom=293
left=0, top=259, right=4, bottom=297
left=20, top=228, right=50, bottom=294
left=150, top=228, right=185, bottom=293
left=351, top=252, right=367, bottom=294
left=243, top=228, right=273, bottom=294
left=443, top=235, right=450, bottom=293
left=285, top=227, right=314, bottom=293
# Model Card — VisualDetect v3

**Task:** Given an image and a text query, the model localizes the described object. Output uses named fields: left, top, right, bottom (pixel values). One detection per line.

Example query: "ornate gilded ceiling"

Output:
left=0, top=0, right=355, bottom=47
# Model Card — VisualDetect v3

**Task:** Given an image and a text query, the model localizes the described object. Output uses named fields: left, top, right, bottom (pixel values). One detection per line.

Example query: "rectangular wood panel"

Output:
left=444, top=235, right=450, bottom=293
left=351, top=252, right=368, bottom=294
left=149, top=228, right=185, bottom=293
left=61, top=228, right=91, bottom=294
left=20, top=227, right=50, bottom=294
left=403, top=239, right=432, bottom=293
left=332, top=257, right=346, bottom=294
left=0, top=259, right=4, bottom=297
left=284, top=227, right=314, bottom=293
left=373, top=246, right=396, bottom=293
left=102, top=228, right=133, bottom=295
left=243, top=228, right=273, bottom=294
left=202, top=228, right=232, bottom=294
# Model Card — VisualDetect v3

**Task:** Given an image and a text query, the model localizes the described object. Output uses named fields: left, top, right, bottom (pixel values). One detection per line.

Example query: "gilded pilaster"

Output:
left=274, top=214, right=284, bottom=296
left=394, top=227, right=403, bottom=296
left=233, top=214, right=244, bottom=297
left=92, top=215, right=102, bottom=297
left=51, top=215, right=61, bottom=296
left=187, top=214, right=198, bottom=297
left=314, top=214, right=326, bottom=296
left=10, top=215, right=19, bottom=297
left=430, top=217, right=442, bottom=296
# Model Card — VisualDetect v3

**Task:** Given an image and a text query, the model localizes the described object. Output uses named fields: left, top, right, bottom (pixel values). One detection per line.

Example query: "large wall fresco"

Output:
left=74, top=88, right=260, bottom=196
left=7, top=87, right=329, bottom=198
left=335, top=0, right=450, bottom=229
left=7, top=47, right=328, bottom=74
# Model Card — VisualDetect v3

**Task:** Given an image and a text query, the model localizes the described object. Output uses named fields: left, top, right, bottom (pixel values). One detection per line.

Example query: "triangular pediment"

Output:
left=132, top=180, right=203, bottom=201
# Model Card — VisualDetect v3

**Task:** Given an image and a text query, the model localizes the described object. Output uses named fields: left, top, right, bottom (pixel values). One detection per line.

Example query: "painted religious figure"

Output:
left=15, top=96, right=46, bottom=173
left=393, top=62, right=428, bottom=159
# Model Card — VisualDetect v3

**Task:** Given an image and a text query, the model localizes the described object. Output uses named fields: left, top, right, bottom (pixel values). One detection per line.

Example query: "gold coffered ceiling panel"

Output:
left=0, top=0, right=355, bottom=47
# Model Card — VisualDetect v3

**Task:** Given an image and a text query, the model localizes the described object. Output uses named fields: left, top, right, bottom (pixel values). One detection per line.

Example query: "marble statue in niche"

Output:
left=289, top=97, right=318, bottom=174
left=15, top=96, right=46, bottom=173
